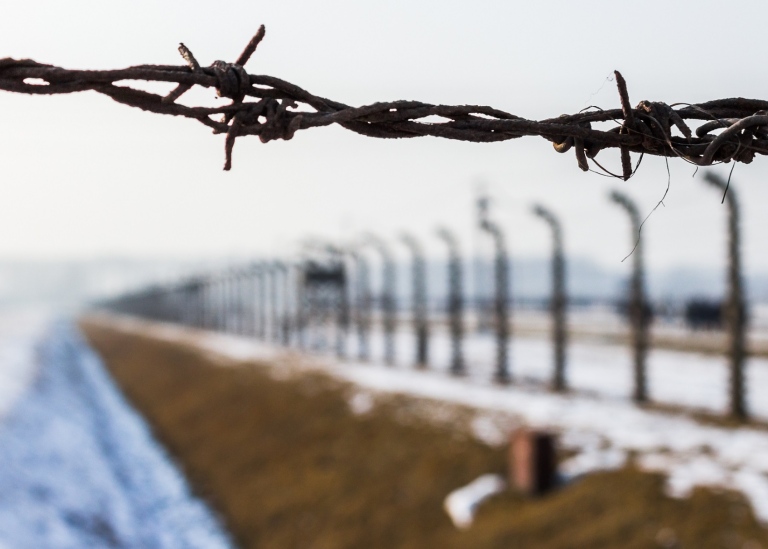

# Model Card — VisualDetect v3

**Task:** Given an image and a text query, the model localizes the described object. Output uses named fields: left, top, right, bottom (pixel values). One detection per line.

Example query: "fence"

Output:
left=3, top=27, right=767, bottom=174
left=98, top=197, right=753, bottom=420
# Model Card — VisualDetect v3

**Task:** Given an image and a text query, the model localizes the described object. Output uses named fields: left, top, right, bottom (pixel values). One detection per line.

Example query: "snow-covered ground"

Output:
left=0, top=318, right=233, bottom=549
left=317, top=322, right=768, bottom=419
left=98, top=314, right=768, bottom=524
left=0, top=309, right=50, bottom=420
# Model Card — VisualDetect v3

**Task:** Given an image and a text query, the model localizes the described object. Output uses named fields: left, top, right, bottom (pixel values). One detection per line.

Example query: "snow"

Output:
left=94, top=314, right=768, bottom=524
left=0, top=320, right=234, bottom=549
left=469, top=415, right=508, bottom=446
left=0, top=309, right=50, bottom=420
left=348, top=391, right=375, bottom=415
left=365, top=326, right=768, bottom=418
left=443, top=474, right=507, bottom=529
left=559, top=447, right=627, bottom=480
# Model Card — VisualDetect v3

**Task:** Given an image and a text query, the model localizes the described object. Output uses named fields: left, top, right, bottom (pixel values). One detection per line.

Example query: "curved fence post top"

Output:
left=703, top=170, right=730, bottom=189
left=360, top=232, right=394, bottom=261
left=270, top=259, right=289, bottom=272
left=608, top=190, right=642, bottom=229
left=435, top=226, right=459, bottom=247
left=702, top=170, right=740, bottom=207
left=399, top=232, right=424, bottom=256
left=531, top=203, right=560, bottom=229
left=609, top=189, right=638, bottom=211
left=480, top=218, right=501, bottom=236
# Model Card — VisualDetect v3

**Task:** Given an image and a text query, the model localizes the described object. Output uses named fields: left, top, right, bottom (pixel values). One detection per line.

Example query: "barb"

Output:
left=2, top=26, right=768, bottom=172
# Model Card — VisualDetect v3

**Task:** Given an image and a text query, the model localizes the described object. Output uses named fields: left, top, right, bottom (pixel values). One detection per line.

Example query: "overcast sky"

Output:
left=1, top=1, right=767, bottom=280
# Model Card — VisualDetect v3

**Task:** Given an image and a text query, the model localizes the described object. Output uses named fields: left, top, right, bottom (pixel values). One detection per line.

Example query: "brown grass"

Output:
left=81, top=319, right=768, bottom=549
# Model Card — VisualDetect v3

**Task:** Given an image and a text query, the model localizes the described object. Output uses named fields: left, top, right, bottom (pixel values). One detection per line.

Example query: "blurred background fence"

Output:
left=96, top=174, right=760, bottom=420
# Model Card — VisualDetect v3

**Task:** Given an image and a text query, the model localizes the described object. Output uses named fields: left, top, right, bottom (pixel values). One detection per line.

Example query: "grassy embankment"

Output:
left=81, top=318, right=768, bottom=549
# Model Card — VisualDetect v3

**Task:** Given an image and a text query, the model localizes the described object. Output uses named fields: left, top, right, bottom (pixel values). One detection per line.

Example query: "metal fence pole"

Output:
left=400, top=233, right=429, bottom=368
left=703, top=172, right=748, bottom=419
left=480, top=219, right=510, bottom=384
left=270, top=261, right=280, bottom=342
left=257, top=263, right=267, bottom=340
left=609, top=190, right=649, bottom=403
left=364, top=234, right=397, bottom=366
left=437, top=227, right=465, bottom=376
left=532, top=204, right=568, bottom=391
left=271, top=261, right=289, bottom=345
left=352, top=250, right=372, bottom=361
left=282, top=262, right=293, bottom=346
left=327, top=244, right=349, bottom=360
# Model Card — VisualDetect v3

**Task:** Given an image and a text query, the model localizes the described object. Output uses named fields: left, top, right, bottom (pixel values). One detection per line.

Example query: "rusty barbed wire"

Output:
left=2, top=25, right=768, bottom=175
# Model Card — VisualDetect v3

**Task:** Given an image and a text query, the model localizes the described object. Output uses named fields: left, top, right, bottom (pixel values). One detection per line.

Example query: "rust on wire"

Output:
left=1, top=26, right=768, bottom=174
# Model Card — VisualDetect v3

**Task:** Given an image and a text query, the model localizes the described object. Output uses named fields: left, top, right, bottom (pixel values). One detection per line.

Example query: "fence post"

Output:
left=234, top=269, right=245, bottom=335
left=609, top=190, right=649, bottom=404
left=480, top=219, right=511, bottom=384
left=269, top=261, right=280, bottom=342
left=436, top=227, right=465, bottom=376
left=242, top=263, right=256, bottom=337
left=241, top=267, right=256, bottom=336
left=296, top=263, right=307, bottom=351
left=400, top=233, right=429, bottom=368
left=192, top=278, right=205, bottom=329
left=272, top=261, right=289, bottom=345
left=201, top=278, right=210, bottom=329
left=364, top=234, right=397, bottom=366
left=328, top=245, right=349, bottom=360
left=532, top=204, right=568, bottom=391
left=219, top=272, right=229, bottom=332
left=217, top=274, right=227, bottom=332
left=257, top=263, right=267, bottom=340
left=703, top=172, right=748, bottom=419
left=352, top=250, right=372, bottom=361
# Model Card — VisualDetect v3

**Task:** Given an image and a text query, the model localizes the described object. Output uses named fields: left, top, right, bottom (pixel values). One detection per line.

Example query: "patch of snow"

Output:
left=641, top=453, right=725, bottom=496
left=733, top=470, right=768, bottom=526
left=444, top=474, right=506, bottom=529
left=0, top=309, right=51, bottom=421
left=469, top=415, right=508, bottom=447
left=0, top=321, right=233, bottom=549
left=560, top=448, right=627, bottom=481
left=348, top=391, right=374, bottom=415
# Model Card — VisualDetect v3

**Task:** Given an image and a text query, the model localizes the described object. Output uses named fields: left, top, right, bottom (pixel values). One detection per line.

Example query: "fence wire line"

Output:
left=2, top=26, right=768, bottom=174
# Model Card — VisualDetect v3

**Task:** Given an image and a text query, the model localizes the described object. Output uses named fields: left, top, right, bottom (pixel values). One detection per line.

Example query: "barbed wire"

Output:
left=2, top=25, right=768, bottom=175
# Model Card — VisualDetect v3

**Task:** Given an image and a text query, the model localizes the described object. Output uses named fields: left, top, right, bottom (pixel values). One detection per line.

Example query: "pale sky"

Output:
left=1, top=1, right=767, bottom=280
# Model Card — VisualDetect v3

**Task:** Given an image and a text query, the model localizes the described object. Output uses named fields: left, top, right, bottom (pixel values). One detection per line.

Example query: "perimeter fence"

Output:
left=98, top=203, right=752, bottom=421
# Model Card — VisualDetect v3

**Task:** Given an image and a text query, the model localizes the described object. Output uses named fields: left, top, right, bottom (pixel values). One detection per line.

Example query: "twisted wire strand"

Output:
left=2, top=25, right=767, bottom=174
